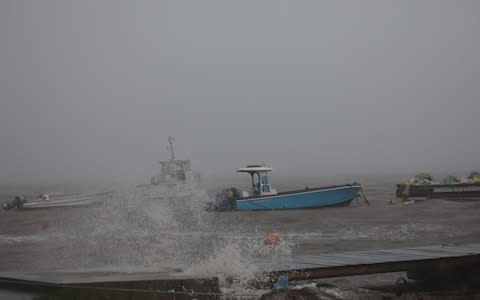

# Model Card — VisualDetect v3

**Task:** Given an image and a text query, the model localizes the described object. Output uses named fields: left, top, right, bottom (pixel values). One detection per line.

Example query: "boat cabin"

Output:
left=237, top=165, right=278, bottom=197
left=159, top=159, right=192, bottom=181
left=150, top=137, right=196, bottom=185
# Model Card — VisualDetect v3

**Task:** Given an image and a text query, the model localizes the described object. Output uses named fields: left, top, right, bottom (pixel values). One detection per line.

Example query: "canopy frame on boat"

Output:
left=237, top=165, right=276, bottom=196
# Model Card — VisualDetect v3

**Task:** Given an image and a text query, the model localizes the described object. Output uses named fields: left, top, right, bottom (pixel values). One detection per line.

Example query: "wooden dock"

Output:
left=0, top=272, right=220, bottom=300
left=1, top=244, right=480, bottom=298
left=254, top=243, right=480, bottom=282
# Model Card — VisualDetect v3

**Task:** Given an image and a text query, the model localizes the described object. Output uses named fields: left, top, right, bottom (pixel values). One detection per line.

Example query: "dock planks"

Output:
left=254, top=243, right=480, bottom=281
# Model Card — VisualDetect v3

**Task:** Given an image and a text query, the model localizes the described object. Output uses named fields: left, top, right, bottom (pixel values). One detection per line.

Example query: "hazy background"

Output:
left=1, top=0, right=479, bottom=185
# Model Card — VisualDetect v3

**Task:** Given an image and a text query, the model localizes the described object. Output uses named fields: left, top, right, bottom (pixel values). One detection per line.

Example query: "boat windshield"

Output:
left=262, top=175, right=269, bottom=184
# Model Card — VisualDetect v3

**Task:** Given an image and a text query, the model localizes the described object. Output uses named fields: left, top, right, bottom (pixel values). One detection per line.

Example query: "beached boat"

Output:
left=208, top=165, right=365, bottom=211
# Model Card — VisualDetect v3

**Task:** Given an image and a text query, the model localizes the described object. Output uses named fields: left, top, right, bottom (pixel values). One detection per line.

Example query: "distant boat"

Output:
left=395, top=172, right=480, bottom=202
left=208, top=164, right=366, bottom=211
left=138, top=136, right=200, bottom=199
left=2, top=191, right=113, bottom=211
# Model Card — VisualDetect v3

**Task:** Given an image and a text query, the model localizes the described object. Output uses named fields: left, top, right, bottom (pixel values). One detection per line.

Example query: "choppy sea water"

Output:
left=1, top=176, right=479, bottom=298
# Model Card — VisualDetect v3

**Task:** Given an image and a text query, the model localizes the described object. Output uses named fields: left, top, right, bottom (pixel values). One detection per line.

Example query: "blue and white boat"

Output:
left=209, top=165, right=366, bottom=211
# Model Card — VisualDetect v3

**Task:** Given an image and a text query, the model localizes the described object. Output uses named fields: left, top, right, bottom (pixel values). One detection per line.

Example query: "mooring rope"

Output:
left=0, top=278, right=260, bottom=299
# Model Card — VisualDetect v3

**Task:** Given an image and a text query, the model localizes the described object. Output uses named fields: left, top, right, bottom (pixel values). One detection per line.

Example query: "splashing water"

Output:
left=184, top=242, right=258, bottom=286
left=41, top=183, right=293, bottom=292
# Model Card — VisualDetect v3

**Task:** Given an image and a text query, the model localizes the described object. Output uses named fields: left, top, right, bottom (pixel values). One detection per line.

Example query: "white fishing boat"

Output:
left=139, top=137, right=200, bottom=200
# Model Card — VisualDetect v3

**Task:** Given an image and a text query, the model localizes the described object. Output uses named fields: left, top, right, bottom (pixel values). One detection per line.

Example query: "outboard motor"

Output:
left=207, top=187, right=240, bottom=211
left=3, top=195, right=26, bottom=211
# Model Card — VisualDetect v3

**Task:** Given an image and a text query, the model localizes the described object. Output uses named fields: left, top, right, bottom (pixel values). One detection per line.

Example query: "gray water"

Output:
left=0, top=176, right=479, bottom=296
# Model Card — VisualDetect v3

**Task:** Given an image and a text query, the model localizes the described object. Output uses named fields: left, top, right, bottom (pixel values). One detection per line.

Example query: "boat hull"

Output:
left=235, top=185, right=362, bottom=211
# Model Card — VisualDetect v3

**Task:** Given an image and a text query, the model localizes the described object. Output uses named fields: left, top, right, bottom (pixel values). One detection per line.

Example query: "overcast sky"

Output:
left=1, top=1, right=479, bottom=185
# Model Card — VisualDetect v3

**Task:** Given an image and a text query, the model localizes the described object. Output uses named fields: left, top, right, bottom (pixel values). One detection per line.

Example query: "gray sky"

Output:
left=1, top=0, right=479, bottom=184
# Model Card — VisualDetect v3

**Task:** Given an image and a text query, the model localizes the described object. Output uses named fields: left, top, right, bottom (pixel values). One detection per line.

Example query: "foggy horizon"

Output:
left=1, top=1, right=479, bottom=186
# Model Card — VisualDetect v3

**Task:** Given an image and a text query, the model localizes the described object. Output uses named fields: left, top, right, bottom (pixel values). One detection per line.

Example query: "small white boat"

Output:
left=3, top=192, right=113, bottom=210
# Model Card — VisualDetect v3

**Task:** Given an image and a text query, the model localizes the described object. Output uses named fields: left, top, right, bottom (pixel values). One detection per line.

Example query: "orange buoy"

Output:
left=264, top=232, right=281, bottom=245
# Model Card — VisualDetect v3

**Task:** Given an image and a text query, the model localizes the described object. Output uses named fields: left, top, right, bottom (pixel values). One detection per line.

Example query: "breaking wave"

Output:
left=6, top=184, right=292, bottom=292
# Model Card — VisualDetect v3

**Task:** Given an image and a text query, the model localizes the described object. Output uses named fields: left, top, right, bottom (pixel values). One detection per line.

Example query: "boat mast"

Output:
left=168, top=136, right=175, bottom=161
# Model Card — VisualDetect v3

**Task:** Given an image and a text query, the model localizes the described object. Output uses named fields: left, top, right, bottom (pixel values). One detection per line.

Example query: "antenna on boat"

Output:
left=168, top=136, right=175, bottom=161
